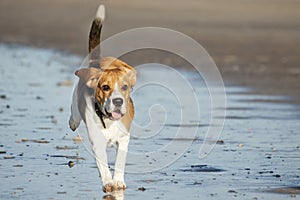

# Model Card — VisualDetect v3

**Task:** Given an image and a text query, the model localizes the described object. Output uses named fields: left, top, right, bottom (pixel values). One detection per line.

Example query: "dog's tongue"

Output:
left=112, top=111, right=122, bottom=120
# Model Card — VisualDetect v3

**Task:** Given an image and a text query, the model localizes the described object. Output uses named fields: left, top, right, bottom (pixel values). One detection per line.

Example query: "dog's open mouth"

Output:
left=108, top=110, right=123, bottom=120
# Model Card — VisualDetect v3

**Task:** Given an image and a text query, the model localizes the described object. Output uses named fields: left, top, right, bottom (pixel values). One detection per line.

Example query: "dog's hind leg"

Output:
left=69, top=85, right=81, bottom=131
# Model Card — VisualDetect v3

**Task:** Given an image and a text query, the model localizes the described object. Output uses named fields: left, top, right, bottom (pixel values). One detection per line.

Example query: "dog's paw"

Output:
left=102, top=183, right=114, bottom=193
left=69, top=117, right=77, bottom=131
left=113, top=180, right=126, bottom=190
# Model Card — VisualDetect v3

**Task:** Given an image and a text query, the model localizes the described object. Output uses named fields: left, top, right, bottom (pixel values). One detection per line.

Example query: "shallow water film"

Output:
left=0, top=45, right=299, bottom=199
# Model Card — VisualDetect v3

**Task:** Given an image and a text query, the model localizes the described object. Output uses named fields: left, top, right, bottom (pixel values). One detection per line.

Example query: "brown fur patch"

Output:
left=121, top=98, right=134, bottom=131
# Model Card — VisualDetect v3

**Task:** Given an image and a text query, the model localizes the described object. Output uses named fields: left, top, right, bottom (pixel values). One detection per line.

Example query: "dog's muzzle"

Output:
left=109, top=98, right=124, bottom=120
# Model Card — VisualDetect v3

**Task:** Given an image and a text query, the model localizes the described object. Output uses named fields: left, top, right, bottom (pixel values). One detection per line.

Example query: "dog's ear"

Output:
left=75, top=67, right=101, bottom=89
left=127, top=68, right=137, bottom=88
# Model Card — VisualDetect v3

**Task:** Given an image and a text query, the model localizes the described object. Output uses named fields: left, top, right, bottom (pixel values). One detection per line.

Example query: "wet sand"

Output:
left=0, top=44, right=299, bottom=199
left=0, top=0, right=300, bottom=103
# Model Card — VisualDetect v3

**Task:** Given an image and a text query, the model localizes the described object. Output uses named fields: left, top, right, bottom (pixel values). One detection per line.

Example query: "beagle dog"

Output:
left=69, top=5, right=136, bottom=193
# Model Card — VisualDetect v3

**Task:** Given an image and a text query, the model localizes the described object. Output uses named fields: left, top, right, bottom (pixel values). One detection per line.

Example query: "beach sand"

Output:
left=0, top=44, right=299, bottom=199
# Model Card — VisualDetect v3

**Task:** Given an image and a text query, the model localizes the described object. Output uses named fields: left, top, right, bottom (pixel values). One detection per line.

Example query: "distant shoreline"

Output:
left=1, top=0, right=299, bottom=103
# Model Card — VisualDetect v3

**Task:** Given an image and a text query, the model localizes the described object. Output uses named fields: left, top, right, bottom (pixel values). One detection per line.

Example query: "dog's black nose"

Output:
left=112, top=98, right=123, bottom=106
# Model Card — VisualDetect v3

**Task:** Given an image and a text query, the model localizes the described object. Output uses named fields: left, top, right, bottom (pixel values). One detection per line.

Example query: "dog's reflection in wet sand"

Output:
left=102, top=190, right=125, bottom=200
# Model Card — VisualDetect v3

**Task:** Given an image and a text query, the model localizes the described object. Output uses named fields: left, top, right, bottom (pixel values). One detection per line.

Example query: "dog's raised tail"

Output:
left=89, top=5, right=105, bottom=66
left=96, top=5, right=105, bottom=21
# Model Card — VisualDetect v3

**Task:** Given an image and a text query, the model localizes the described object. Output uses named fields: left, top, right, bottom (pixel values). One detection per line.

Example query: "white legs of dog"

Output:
left=113, top=137, right=129, bottom=189
left=86, top=110, right=129, bottom=192
left=69, top=92, right=129, bottom=193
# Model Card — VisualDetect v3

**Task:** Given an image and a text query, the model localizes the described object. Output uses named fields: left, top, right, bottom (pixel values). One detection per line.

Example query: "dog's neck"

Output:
left=94, top=102, right=107, bottom=129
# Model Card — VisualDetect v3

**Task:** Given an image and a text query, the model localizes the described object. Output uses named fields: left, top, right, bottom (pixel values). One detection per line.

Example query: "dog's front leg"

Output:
left=93, top=141, right=114, bottom=193
left=113, top=135, right=130, bottom=190
left=85, top=113, right=113, bottom=192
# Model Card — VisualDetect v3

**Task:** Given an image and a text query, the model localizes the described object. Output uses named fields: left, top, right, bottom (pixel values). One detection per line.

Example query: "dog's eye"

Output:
left=121, top=85, right=128, bottom=91
left=102, top=85, right=110, bottom=91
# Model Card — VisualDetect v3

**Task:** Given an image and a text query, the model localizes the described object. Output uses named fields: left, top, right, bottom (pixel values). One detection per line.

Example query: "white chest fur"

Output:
left=91, top=111, right=129, bottom=143
left=102, top=119, right=129, bottom=145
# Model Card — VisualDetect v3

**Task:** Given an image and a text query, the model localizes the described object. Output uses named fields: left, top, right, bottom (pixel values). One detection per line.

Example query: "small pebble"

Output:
left=51, top=118, right=57, bottom=124
left=57, top=191, right=67, bottom=194
left=68, top=161, right=74, bottom=168
left=217, top=140, right=224, bottom=144
left=13, top=164, right=23, bottom=167
left=4, top=156, right=15, bottom=159
left=273, top=174, right=281, bottom=178
left=73, top=136, right=83, bottom=143
left=138, top=187, right=146, bottom=191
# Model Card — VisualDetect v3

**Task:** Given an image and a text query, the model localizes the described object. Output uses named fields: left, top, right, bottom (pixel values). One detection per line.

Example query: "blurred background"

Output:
left=0, top=0, right=299, bottom=102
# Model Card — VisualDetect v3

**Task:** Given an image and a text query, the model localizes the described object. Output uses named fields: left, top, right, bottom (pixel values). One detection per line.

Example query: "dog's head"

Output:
left=75, top=57, right=136, bottom=120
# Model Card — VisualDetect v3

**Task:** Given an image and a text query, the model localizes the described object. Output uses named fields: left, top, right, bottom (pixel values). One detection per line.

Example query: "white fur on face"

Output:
left=105, top=83, right=126, bottom=114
